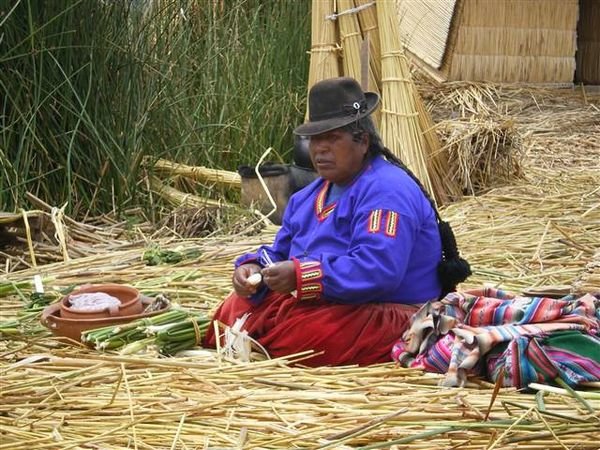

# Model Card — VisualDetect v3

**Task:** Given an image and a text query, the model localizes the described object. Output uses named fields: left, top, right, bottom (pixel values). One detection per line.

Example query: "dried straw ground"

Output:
left=1, top=84, right=599, bottom=449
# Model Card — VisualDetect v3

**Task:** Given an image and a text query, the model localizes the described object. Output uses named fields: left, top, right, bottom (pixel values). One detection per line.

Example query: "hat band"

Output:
left=311, top=100, right=368, bottom=121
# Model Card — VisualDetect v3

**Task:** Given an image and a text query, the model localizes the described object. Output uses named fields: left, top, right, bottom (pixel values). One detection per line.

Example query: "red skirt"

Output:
left=202, top=291, right=419, bottom=367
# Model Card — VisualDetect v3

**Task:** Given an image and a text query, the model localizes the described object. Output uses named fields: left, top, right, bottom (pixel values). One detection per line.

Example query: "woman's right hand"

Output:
left=232, top=263, right=262, bottom=297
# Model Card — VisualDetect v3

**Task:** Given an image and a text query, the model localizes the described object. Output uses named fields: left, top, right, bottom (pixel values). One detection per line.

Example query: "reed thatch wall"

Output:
left=398, top=0, right=589, bottom=84
left=576, top=0, right=600, bottom=84
left=446, top=0, right=578, bottom=83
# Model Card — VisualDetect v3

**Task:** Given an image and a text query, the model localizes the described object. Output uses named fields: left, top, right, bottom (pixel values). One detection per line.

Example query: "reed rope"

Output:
left=190, top=317, right=202, bottom=347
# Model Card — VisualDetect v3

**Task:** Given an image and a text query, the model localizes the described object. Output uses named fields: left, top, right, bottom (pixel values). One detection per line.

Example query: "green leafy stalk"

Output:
left=82, top=309, right=190, bottom=350
left=154, top=315, right=211, bottom=356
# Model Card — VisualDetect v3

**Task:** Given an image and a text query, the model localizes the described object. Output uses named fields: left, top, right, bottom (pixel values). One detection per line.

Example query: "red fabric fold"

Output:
left=203, top=291, right=419, bottom=366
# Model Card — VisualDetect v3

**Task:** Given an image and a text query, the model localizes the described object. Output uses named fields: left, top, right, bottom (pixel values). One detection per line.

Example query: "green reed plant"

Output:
left=0, top=0, right=309, bottom=217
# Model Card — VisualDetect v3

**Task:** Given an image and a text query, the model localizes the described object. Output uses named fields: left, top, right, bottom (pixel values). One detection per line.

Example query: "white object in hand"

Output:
left=247, top=273, right=263, bottom=286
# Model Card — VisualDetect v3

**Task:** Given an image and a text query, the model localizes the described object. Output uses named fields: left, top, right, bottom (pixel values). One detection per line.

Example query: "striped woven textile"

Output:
left=391, top=288, right=600, bottom=388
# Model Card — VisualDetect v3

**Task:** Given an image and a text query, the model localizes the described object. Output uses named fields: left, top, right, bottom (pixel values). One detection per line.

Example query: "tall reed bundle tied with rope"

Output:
left=337, top=0, right=365, bottom=82
left=412, top=83, right=462, bottom=204
left=376, top=0, right=435, bottom=199
left=354, top=0, right=381, bottom=85
left=307, top=0, right=340, bottom=93
left=354, top=0, right=382, bottom=126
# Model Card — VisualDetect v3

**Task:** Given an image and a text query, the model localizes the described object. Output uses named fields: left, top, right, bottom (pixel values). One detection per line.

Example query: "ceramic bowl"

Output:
left=42, top=296, right=169, bottom=342
left=60, top=284, right=142, bottom=320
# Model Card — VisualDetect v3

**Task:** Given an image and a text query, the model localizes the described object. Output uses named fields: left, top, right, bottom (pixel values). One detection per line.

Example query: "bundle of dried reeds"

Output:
left=376, top=0, right=436, bottom=198
left=437, top=115, right=525, bottom=194
left=148, top=158, right=241, bottom=189
left=430, top=82, right=501, bottom=118
left=307, top=0, right=340, bottom=94
left=337, top=0, right=363, bottom=82
left=149, top=176, right=235, bottom=210
left=354, top=0, right=381, bottom=87
left=353, top=0, right=382, bottom=129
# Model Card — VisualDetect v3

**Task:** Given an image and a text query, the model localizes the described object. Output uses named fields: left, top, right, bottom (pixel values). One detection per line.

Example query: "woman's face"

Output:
left=309, top=129, right=368, bottom=185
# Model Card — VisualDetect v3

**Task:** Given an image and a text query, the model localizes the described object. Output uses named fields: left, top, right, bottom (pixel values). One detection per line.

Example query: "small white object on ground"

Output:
left=33, top=275, right=44, bottom=293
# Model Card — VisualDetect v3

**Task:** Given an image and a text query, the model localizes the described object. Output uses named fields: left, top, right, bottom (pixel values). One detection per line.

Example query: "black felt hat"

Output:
left=293, top=77, right=379, bottom=136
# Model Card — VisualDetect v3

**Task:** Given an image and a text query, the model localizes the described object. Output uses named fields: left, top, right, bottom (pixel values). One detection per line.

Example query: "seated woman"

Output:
left=203, top=77, right=470, bottom=366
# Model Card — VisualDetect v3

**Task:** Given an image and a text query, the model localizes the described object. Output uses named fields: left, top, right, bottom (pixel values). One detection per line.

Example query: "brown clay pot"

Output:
left=60, top=284, right=142, bottom=319
left=41, top=296, right=169, bottom=342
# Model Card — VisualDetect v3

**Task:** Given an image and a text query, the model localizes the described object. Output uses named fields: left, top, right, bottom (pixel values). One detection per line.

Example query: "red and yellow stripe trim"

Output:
left=384, top=211, right=399, bottom=237
left=368, top=209, right=382, bottom=233
left=292, top=258, right=323, bottom=301
left=314, top=181, right=337, bottom=222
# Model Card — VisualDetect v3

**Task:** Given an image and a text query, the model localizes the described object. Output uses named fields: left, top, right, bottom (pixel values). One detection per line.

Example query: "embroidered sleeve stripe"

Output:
left=299, top=283, right=323, bottom=300
left=368, top=209, right=382, bottom=233
left=301, top=269, right=322, bottom=281
left=296, top=260, right=324, bottom=301
left=300, top=283, right=322, bottom=293
left=385, top=211, right=399, bottom=237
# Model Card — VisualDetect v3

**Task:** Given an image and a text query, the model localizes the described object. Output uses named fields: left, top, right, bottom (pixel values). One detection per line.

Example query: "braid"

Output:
left=343, top=118, right=472, bottom=297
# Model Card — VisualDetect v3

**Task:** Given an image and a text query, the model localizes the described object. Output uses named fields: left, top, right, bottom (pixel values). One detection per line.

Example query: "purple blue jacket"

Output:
left=236, top=155, right=443, bottom=305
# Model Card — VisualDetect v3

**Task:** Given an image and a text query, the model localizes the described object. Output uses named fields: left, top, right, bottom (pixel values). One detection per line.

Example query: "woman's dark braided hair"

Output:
left=342, top=117, right=472, bottom=298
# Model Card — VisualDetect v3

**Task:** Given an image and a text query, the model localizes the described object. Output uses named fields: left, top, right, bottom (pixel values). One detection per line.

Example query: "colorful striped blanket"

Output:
left=391, top=288, right=600, bottom=388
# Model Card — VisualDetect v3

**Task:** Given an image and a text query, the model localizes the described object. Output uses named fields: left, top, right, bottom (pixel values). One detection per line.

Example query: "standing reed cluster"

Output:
left=0, top=0, right=309, bottom=217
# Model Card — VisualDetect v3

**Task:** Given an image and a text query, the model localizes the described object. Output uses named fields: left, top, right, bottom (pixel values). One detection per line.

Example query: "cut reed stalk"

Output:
left=376, top=0, right=435, bottom=197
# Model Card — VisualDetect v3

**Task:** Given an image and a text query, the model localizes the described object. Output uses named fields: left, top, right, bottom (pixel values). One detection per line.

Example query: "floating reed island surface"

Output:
left=1, top=84, right=600, bottom=448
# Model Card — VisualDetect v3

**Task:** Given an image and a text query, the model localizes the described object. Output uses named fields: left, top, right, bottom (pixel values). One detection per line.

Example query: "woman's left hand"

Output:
left=261, top=261, right=296, bottom=294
